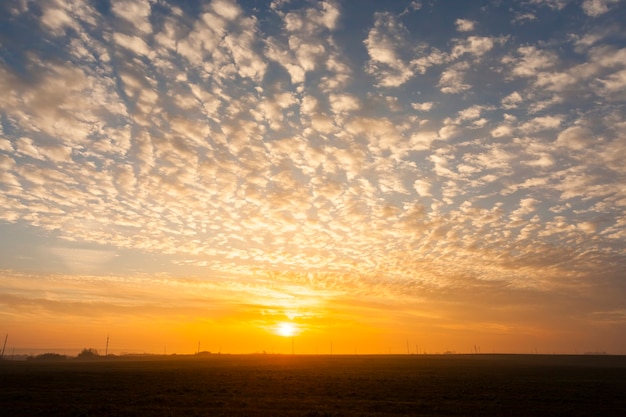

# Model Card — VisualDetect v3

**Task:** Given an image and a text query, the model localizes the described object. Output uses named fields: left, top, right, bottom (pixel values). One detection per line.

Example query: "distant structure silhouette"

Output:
left=77, top=348, right=99, bottom=359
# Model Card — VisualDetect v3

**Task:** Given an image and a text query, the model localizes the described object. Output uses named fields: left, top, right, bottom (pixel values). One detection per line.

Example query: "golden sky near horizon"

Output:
left=1, top=0, right=626, bottom=355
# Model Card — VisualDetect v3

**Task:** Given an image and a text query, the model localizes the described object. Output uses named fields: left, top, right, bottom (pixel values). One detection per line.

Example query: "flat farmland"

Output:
left=1, top=354, right=625, bottom=416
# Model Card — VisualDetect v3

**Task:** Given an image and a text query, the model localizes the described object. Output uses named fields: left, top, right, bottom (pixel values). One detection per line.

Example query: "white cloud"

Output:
left=582, top=0, right=620, bottom=16
left=211, top=0, right=242, bottom=21
left=409, top=131, right=438, bottom=150
left=16, top=137, right=73, bottom=163
left=451, top=36, right=499, bottom=59
left=512, top=12, right=537, bottom=24
left=410, top=48, right=448, bottom=75
left=528, top=96, right=563, bottom=113
left=111, top=0, right=153, bottom=34
left=39, top=0, right=79, bottom=35
left=364, top=12, right=416, bottom=87
left=438, top=61, right=471, bottom=94
left=598, top=69, right=626, bottom=95
left=401, top=1, right=422, bottom=15
left=223, top=19, right=267, bottom=82
left=413, top=179, right=431, bottom=196
left=289, top=38, right=326, bottom=72
left=265, top=1, right=344, bottom=86
left=329, top=94, right=360, bottom=114
left=556, top=126, right=594, bottom=150
left=502, top=91, right=523, bottom=109
left=528, top=0, right=570, bottom=10
left=520, top=115, right=563, bottom=133
left=534, top=71, right=577, bottom=91
left=317, top=1, right=341, bottom=30
left=40, top=6, right=76, bottom=35
left=113, top=32, right=153, bottom=58
left=457, top=105, right=486, bottom=121
left=0, top=139, right=13, bottom=152
left=504, top=46, right=557, bottom=77
left=437, top=124, right=460, bottom=140
left=491, top=124, right=513, bottom=138
left=455, top=19, right=476, bottom=32
left=411, top=101, right=434, bottom=112
left=258, top=91, right=297, bottom=129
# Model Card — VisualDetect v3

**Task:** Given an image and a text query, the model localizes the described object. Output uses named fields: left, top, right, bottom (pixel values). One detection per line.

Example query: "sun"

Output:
left=275, top=322, right=297, bottom=337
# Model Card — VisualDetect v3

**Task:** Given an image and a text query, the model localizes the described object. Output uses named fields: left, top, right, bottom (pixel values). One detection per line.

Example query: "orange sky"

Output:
left=2, top=268, right=624, bottom=355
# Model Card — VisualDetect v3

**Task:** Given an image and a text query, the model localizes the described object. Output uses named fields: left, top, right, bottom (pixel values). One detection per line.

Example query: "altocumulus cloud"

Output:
left=0, top=0, right=626, bottom=349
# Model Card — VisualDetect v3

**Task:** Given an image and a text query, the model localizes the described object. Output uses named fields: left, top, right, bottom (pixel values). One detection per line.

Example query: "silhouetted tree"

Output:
left=29, top=353, right=67, bottom=361
left=77, top=348, right=99, bottom=359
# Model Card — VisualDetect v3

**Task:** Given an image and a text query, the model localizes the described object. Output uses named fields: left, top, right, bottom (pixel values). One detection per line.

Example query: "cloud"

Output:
left=556, top=126, right=595, bottom=150
left=329, top=94, right=360, bottom=114
left=456, top=104, right=488, bottom=122
left=598, top=69, right=626, bottom=96
left=512, top=12, right=537, bottom=24
left=364, top=12, right=417, bottom=87
left=451, top=36, right=500, bottom=59
left=520, top=115, right=563, bottom=133
left=316, top=1, right=341, bottom=30
left=49, top=247, right=118, bottom=273
left=222, top=16, right=267, bottom=82
left=411, top=101, right=434, bottom=112
left=211, top=0, right=242, bottom=21
left=39, top=0, right=98, bottom=36
left=502, top=91, right=523, bottom=109
left=504, top=45, right=557, bottom=77
left=409, top=131, right=439, bottom=150
left=265, top=1, right=344, bottom=86
left=438, top=61, right=471, bottom=93
left=528, top=0, right=570, bottom=10
left=582, top=0, right=620, bottom=16
left=113, top=32, right=153, bottom=58
left=413, top=179, right=431, bottom=196
left=15, top=137, right=72, bottom=163
left=455, top=19, right=476, bottom=32
left=111, top=0, right=153, bottom=34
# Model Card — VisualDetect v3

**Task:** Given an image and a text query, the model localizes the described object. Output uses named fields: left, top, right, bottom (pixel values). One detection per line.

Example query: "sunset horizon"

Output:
left=1, top=0, right=626, bottom=358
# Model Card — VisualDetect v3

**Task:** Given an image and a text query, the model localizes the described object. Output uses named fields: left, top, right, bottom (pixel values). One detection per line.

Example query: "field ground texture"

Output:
left=1, top=354, right=625, bottom=416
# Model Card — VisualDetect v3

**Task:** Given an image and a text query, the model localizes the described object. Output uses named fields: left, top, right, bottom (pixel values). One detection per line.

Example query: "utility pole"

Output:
left=105, top=335, right=109, bottom=356
left=1, top=334, right=7, bottom=358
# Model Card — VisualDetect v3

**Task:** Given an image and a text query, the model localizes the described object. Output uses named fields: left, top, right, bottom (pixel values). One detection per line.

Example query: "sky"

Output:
left=1, top=0, right=625, bottom=356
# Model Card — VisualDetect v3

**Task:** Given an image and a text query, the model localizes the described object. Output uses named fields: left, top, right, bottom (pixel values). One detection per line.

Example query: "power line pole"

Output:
left=1, top=334, right=7, bottom=358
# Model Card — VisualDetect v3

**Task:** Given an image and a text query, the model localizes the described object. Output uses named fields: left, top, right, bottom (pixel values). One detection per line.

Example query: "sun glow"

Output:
left=275, top=322, right=298, bottom=337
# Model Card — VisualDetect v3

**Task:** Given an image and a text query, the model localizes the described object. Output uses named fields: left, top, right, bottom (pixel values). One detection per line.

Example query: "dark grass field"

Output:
left=1, top=354, right=625, bottom=416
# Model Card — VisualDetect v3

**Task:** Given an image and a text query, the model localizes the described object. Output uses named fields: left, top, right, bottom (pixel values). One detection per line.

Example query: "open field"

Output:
left=1, top=354, right=625, bottom=416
